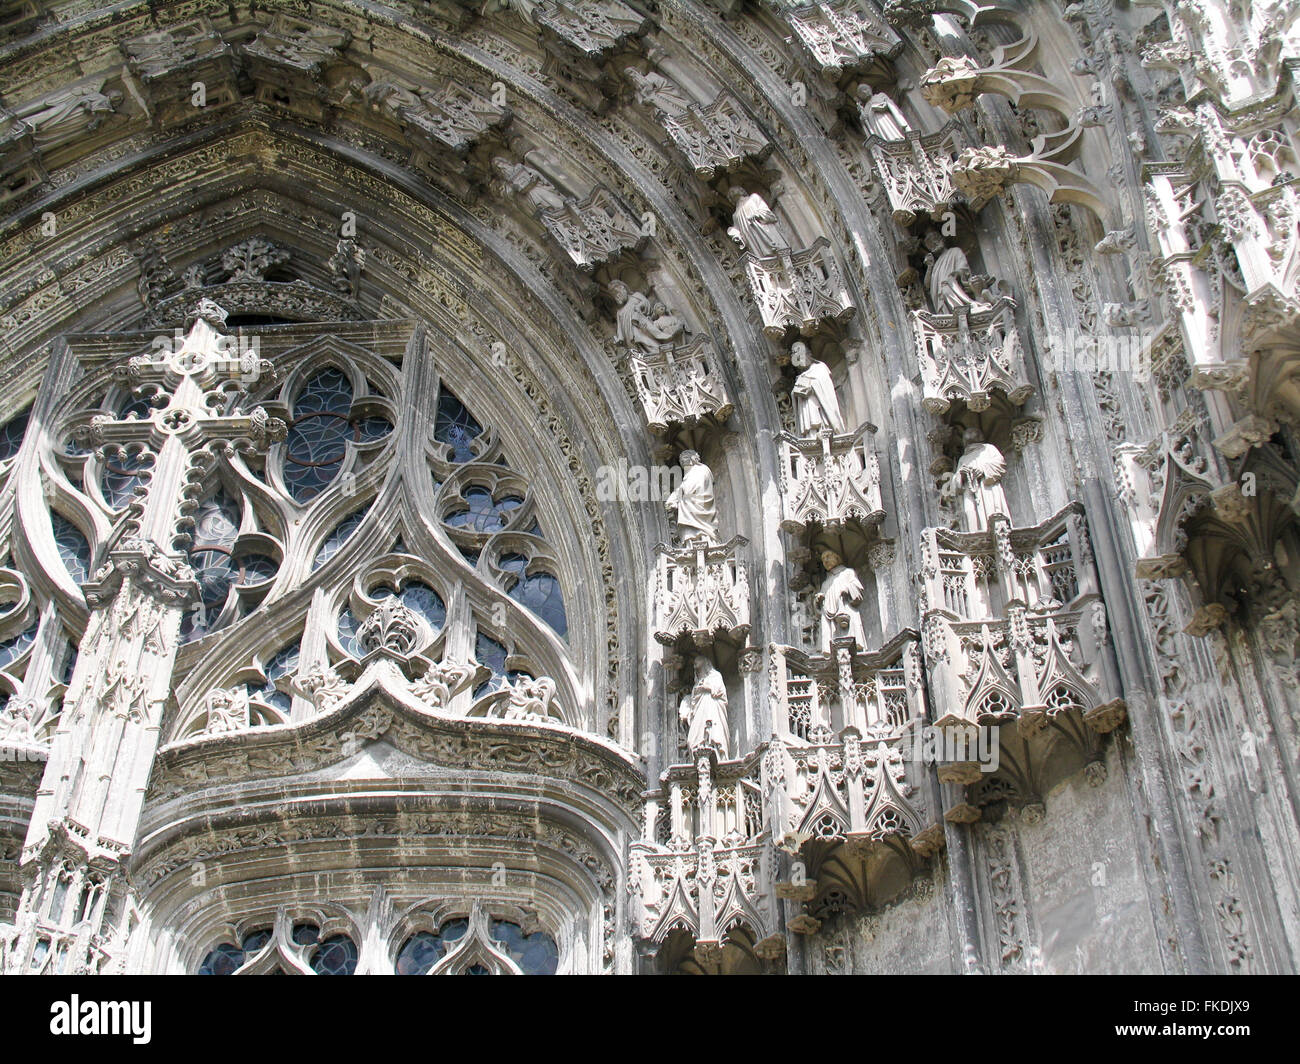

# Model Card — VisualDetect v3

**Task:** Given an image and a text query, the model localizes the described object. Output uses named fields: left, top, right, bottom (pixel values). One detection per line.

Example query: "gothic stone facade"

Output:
left=0, top=0, right=1297, bottom=974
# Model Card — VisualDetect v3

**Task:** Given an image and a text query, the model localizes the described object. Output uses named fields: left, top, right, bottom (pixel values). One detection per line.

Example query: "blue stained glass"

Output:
left=395, top=920, right=466, bottom=975
left=191, top=492, right=240, bottom=547
left=191, top=550, right=236, bottom=606
left=198, top=942, right=244, bottom=975
left=0, top=406, right=30, bottom=462
left=396, top=931, right=443, bottom=975
left=472, top=633, right=531, bottom=698
left=235, top=554, right=278, bottom=585
left=395, top=919, right=556, bottom=975
left=284, top=369, right=354, bottom=502
left=51, top=515, right=90, bottom=584
left=312, top=509, right=368, bottom=570
left=337, top=606, right=361, bottom=657
left=434, top=388, right=483, bottom=463
left=296, top=368, right=353, bottom=415
left=116, top=393, right=154, bottom=420
left=241, top=929, right=272, bottom=953
left=401, top=582, right=445, bottom=631
left=251, top=642, right=300, bottom=713
left=445, top=488, right=523, bottom=533
left=355, top=416, right=392, bottom=443
left=0, top=622, right=38, bottom=670
left=311, top=934, right=358, bottom=975
left=491, top=920, right=559, bottom=975
left=498, top=554, right=567, bottom=637
left=367, top=582, right=445, bottom=638
left=178, top=490, right=245, bottom=644
left=292, top=923, right=320, bottom=946
left=101, top=451, right=152, bottom=509
left=475, top=631, right=507, bottom=679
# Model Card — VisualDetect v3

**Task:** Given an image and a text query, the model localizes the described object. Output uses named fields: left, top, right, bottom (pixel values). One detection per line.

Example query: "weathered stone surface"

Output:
left=0, top=0, right=1296, bottom=978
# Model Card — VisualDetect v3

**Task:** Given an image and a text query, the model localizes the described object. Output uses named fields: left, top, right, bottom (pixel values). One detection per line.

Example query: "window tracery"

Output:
left=196, top=902, right=556, bottom=975
left=198, top=920, right=360, bottom=976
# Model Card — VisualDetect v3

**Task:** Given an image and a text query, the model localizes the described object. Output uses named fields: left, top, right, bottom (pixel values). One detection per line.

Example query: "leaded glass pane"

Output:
left=0, top=622, right=39, bottom=670
left=498, top=554, right=567, bottom=636
left=101, top=451, right=153, bottom=509
left=197, top=942, right=243, bottom=976
left=313, top=508, right=368, bottom=569
left=433, top=388, right=482, bottom=463
left=310, top=934, right=358, bottom=975
left=444, top=488, right=523, bottom=533
left=284, top=368, right=354, bottom=502
left=0, top=406, right=30, bottom=462
left=51, top=515, right=90, bottom=584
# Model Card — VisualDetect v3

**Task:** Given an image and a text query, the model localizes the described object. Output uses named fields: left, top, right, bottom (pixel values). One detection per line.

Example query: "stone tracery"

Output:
left=0, top=0, right=1295, bottom=976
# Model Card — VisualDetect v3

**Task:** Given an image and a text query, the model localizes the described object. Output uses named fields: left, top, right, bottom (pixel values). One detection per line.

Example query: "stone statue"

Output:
left=19, top=84, right=123, bottom=148
left=609, top=281, right=685, bottom=352
left=680, top=655, right=729, bottom=757
left=494, top=156, right=566, bottom=211
left=953, top=426, right=1010, bottom=531
left=726, top=187, right=790, bottom=258
left=328, top=237, right=365, bottom=300
left=665, top=449, right=719, bottom=545
left=501, top=675, right=559, bottom=721
left=201, top=687, right=250, bottom=735
left=790, top=342, right=844, bottom=434
left=0, top=697, right=40, bottom=743
left=858, top=88, right=911, bottom=140
left=923, top=231, right=992, bottom=314
left=816, top=550, right=867, bottom=652
left=627, top=68, right=691, bottom=116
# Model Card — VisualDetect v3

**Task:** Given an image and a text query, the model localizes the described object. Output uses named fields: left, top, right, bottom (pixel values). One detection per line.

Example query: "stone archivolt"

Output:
left=0, top=0, right=1297, bottom=977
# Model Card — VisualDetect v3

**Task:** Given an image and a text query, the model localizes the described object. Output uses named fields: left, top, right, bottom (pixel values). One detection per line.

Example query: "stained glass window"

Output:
left=395, top=918, right=556, bottom=974
left=433, top=387, right=483, bottom=463
left=444, top=488, right=523, bottom=533
left=197, top=942, right=243, bottom=976
left=283, top=369, right=391, bottom=502
left=491, top=919, right=559, bottom=975
left=0, top=406, right=30, bottom=462
left=180, top=491, right=244, bottom=644
left=292, top=923, right=319, bottom=946
left=337, top=606, right=362, bottom=657
left=373, top=581, right=446, bottom=632
left=284, top=369, right=353, bottom=501
left=249, top=642, right=300, bottom=714
left=0, top=622, right=39, bottom=670
left=101, top=450, right=153, bottom=510
left=311, top=934, right=358, bottom=975
left=312, top=508, right=368, bottom=570
left=498, top=554, right=567, bottom=636
left=51, top=515, right=90, bottom=584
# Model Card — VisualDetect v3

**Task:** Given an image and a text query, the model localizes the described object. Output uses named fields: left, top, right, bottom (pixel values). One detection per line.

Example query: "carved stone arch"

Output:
left=1032, top=619, right=1100, bottom=721
left=961, top=625, right=1020, bottom=725
left=711, top=871, right=768, bottom=946
left=860, top=749, right=924, bottom=841
left=649, top=872, right=702, bottom=946
left=796, top=761, right=853, bottom=840
left=426, top=901, right=524, bottom=975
